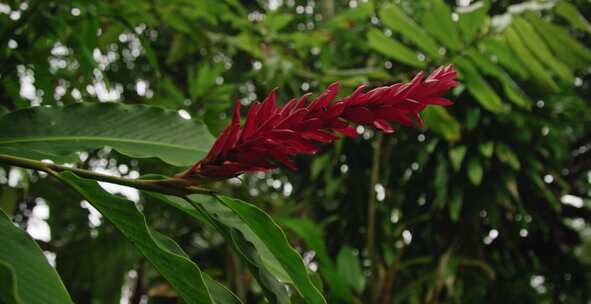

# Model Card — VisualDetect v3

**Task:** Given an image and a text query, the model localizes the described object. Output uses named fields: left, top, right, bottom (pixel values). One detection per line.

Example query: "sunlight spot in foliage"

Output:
left=561, top=194, right=584, bottom=208
left=543, top=174, right=554, bottom=184
left=283, top=182, right=293, bottom=197
left=177, top=109, right=191, bottom=120
left=390, top=209, right=400, bottom=223
left=80, top=200, right=103, bottom=228
left=520, top=229, right=528, bottom=237
left=530, top=275, right=547, bottom=294
left=340, top=164, right=349, bottom=174
left=402, top=230, right=412, bottom=245
left=374, top=183, right=385, bottom=202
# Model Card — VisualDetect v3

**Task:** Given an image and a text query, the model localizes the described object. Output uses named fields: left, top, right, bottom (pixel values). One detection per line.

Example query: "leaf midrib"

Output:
left=0, top=136, right=208, bottom=153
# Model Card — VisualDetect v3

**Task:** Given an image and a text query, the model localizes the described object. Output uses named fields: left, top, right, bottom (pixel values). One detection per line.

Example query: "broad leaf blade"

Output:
left=0, top=261, right=21, bottom=304
left=56, top=172, right=217, bottom=304
left=281, top=218, right=353, bottom=301
left=0, top=103, right=214, bottom=166
left=144, top=192, right=289, bottom=304
left=216, top=195, right=327, bottom=304
left=0, top=209, right=73, bottom=304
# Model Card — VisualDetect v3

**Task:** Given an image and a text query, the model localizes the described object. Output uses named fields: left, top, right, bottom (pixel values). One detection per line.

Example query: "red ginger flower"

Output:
left=179, top=65, right=457, bottom=180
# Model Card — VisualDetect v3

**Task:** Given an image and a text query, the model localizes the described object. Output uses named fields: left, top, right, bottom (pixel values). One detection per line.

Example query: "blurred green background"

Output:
left=1, top=0, right=591, bottom=303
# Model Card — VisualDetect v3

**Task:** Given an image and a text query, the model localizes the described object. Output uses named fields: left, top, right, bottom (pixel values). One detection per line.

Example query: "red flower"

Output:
left=179, top=65, right=457, bottom=180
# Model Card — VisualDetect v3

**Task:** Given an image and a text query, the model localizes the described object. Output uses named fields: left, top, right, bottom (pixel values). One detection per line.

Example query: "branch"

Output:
left=0, top=154, right=214, bottom=197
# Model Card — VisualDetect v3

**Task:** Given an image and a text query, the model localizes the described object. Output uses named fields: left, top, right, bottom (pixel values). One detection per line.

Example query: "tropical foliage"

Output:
left=1, top=0, right=591, bottom=303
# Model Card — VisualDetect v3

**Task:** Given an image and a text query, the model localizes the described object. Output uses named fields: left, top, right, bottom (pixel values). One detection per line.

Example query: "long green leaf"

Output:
left=422, top=107, right=461, bottom=141
left=457, top=1, right=490, bottom=43
left=0, top=103, right=214, bottom=166
left=453, top=58, right=506, bottom=114
left=525, top=12, right=591, bottom=69
left=0, top=261, right=21, bottom=304
left=281, top=218, right=353, bottom=301
left=467, top=49, right=532, bottom=109
left=56, top=172, right=217, bottom=304
left=421, top=0, right=462, bottom=50
left=216, top=195, right=327, bottom=304
left=479, top=37, right=530, bottom=80
left=504, top=26, right=558, bottom=92
left=144, top=192, right=289, bottom=304
left=366, top=28, right=426, bottom=68
left=512, top=17, right=574, bottom=83
left=336, top=247, right=366, bottom=294
left=555, top=1, right=591, bottom=34
left=0, top=209, right=73, bottom=304
left=378, top=4, right=440, bottom=58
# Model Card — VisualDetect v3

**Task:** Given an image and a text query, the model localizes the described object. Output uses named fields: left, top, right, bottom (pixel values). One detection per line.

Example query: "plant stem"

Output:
left=0, top=153, right=212, bottom=196
left=367, top=133, right=382, bottom=302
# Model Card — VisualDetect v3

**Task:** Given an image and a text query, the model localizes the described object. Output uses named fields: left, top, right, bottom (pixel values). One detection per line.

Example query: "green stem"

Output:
left=367, top=133, right=382, bottom=302
left=0, top=153, right=213, bottom=196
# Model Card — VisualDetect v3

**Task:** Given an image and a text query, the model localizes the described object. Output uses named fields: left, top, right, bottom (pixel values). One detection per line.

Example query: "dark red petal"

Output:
left=308, top=82, right=339, bottom=113
left=334, top=125, right=358, bottom=137
left=324, top=101, right=346, bottom=119
left=341, top=106, right=375, bottom=124
left=242, top=102, right=261, bottom=141
left=301, top=130, right=339, bottom=143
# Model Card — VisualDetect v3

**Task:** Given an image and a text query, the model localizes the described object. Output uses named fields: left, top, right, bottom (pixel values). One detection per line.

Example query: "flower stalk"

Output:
left=0, top=154, right=213, bottom=196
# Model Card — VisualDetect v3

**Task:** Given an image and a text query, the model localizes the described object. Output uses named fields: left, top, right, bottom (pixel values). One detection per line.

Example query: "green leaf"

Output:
left=234, top=33, right=264, bottom=59
left=454, top=58, right=507, bottom=113
left=281, top=218, right=353, bottom=301
left=434, top=154, right=449, bottom=207
left=555, top=1, right=591, bottom=34
left=449, top=187, right=463, bottom=222
left=262, top=13, right=294, bottom=32
left=366, top=28, right=426, bottom=68
left=0, top=261, right=21, bottom=304
left=154, top=232, right=242, bottom=304
left=378, top=4, right=440, bottom=58
left=495, top=143, right=520, bottom=170
left=0, top=186, right=19, bottom=215
left=503, top=26, right=559, bottom=92
left=422, top=107, right=461, bottom=141
left=0, top=106, right=9, bottom=117
left=56, top=172, right=217, bottom=304
left=144, top=192, right=289, bottom=304
left=478, top=142, right=494, bottom=158
left=511, top=17, right=574, bottom=83
left=0, top=209, right=73, bottom=304
left=457, top=1, right=490, bottom=43
left=467, top=157, right=483, bottom=186
left=336, top=247, right=366, bottom=294
left=215, top=195, right=326, bottom=304
left=525, top=12, right=591, bottom=69
left=479, top=37, right=530, bottom=80
left=0, top=103, right=214, bottom=166
left=421, top=0, right=462, bottom=50
left=449, top=145, right=467, bottom=172
left=466, top=49, right=532, bottom=109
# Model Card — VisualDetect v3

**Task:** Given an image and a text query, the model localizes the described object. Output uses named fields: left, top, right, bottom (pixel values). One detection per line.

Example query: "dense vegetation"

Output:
left=1, top=0, right=591, bottom=303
